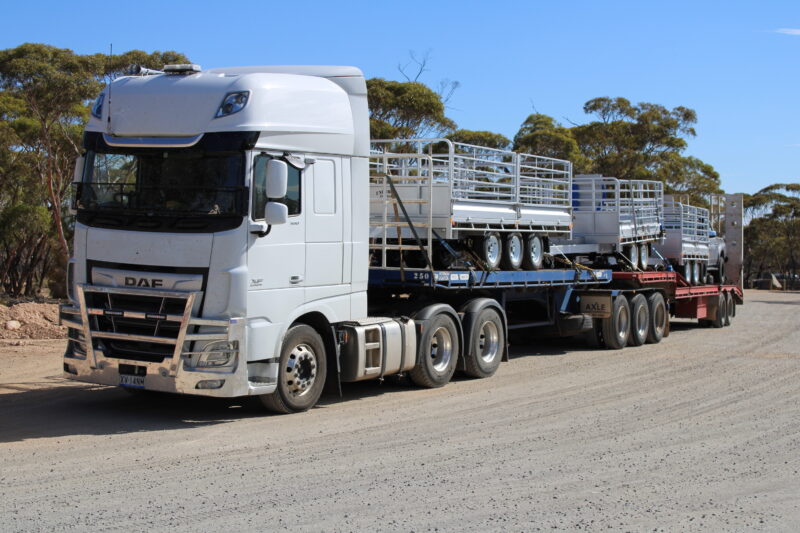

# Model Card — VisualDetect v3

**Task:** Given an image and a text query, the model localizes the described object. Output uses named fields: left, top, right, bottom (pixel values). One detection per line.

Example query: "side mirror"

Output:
left=265, top=202, right=288, bottom=225
left=266, top=160, right=288, bottom=198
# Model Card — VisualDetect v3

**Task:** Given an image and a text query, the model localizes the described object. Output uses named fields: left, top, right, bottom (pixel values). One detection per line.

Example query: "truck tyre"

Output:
left=409, top=313, right=459, bottom=388
left=723, top=291, right=733, bottom=326
left=259, top=324, right=327, bottom=414
left=717, top=258, right=727, bottom=284
left=645, top=292, right=667, bottom=344
left=463, top=308, right=504, bottom=378
left=628, top=294, right=649, bottom=346
left=478, top=232, right=502, bottom=270
left=601, top=295, right=630, bottom=350
left=522, top=234, right=544, bottom=270
left=712, top=293, right=726, bottom=328
left=638, top=243, right=650, bottom=271
left=501, top=233, right=524, bottom=270
left=693, top=262, right=703, bottom=286
left=682, top=262, right=692, bottom=284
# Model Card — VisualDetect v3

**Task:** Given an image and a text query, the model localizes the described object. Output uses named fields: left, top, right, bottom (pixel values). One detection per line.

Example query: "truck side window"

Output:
left=253, top=155, right=302, bottom=219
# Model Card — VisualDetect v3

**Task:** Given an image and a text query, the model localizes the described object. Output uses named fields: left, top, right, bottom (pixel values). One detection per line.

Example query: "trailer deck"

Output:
left=369, top=267, right=613, bottom=289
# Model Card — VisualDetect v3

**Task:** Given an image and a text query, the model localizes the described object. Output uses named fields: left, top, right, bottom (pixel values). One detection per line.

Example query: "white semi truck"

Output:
left=60, top=64, right=742, bottom=413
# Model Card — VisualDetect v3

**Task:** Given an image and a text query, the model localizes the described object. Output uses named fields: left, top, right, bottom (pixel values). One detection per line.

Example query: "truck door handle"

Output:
left=290, top=275, right=303, bottom=284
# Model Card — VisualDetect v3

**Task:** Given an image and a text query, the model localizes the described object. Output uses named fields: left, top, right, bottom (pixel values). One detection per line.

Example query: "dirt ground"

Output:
left=0, top=290, right=798, bottom=532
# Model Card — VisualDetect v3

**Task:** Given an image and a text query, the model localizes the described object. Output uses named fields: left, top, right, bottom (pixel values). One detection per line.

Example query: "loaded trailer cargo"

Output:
left=59, top=64, right=744, bottom=413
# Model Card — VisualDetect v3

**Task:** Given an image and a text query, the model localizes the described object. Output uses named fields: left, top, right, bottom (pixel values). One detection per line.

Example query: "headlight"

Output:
left=215, top=91, right=249, bottom=118
left=91, top=93, right=105, bottom=119
left=196, top=341, right=238, bottom=368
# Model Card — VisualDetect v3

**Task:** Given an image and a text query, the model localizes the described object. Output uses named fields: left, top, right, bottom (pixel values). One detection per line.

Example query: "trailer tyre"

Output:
left=627, top=244, right=640, bottom=270
left=712, top=293, right=726, bottom=328
left=601, top=295, right=631, bottom=350
left=478, top=232, right=502, bottom=270
left=629, top=294, right=649, bottom=347
left=410, top=313, right=460, bottom=388
left=502, top=233, right=524, bottom=270
left=645, top=292, right=667, bottom=344
left=723, top=292, right=733, bottom=326
left=463, top=308, right=505, bottom=378
left=258, top=324, right=327, bottom=414
left=522, top=234, right=544, bottom=270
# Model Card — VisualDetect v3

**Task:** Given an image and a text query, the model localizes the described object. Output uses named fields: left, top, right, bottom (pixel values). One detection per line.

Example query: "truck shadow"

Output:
left=0, top=384, right=263, bottom=444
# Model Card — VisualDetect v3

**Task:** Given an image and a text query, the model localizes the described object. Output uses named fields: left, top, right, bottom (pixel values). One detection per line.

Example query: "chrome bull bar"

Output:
left=61, top=284, right=231, bottom=374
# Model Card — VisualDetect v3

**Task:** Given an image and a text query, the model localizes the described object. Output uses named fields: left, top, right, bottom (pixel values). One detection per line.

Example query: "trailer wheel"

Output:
left=723, top=292, right=733, bottom=326
left=638, top=244, right=650, bottom=271
left=409, top=313, right=459, bottom=388
left=463, top=308, right=504, bottom=378
left=694, top=262, right=703, bottom=286
left=727, top=291, right=736, bottom=320
left=502, top=233, right=524, bottom=270
left=259, top=324, right=327, bottom=414
left=712, top=293, right=726, bottom=328
left=629, top=294, right=649, bottom=347
left=522, top=234, right=544, bottom=270
left=717, top=257, right=727, bottom=284
left=645, top=292, right=667, bottom=344
left=478, top=232, right=502, bottom=270
left=601, top=295, right=630, bottom=350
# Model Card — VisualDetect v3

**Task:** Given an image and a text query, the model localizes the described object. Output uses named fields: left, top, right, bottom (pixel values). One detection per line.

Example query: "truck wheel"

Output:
left=409, top=313, right=459, bottom=388
left=629, top=294, right=649, bottom=346
left=717, top=258, right=727, bottom=284
left=478, top=232, right=502, bottom=270
left=522, top=234, right=544, bottom=270
left=258, top=324, right=327, bottom=414
left=645, top=292, right=667, bottom=344
left=723, top=292, right=733, bottom=326
left=694, top=262, right=703, bottom=286
left=638, top=243, right=650, bottom=271
left=601, top=295, right=630, bottom=350
left=712, top=293, right=726, bottom=328
left=683, top=262, right=692, bottom=284
left=501, top=233, right=524, bottom=270
left=463, top=308, right=504, bottom=378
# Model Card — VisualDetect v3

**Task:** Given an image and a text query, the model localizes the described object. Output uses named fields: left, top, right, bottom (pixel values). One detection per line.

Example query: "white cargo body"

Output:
left=369, top=139, right=572, bottom=241
left=570, top=175, right=664, bottom=246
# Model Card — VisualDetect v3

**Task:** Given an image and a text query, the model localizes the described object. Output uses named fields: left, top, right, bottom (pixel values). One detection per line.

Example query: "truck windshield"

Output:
left=78, top=150, right=245, bottom=218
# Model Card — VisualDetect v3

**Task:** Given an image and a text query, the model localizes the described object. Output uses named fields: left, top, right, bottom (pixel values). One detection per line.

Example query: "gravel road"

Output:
left=1, top=290, right=798, bottom=532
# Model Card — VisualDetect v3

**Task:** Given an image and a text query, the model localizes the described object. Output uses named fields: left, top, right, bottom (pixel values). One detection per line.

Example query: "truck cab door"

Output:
left=305, top=158, right=344, bottom=292
left=248, top=155, right=306, bottom=294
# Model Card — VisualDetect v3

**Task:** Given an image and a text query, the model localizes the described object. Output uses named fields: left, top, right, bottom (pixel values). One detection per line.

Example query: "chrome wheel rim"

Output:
left=529, top=236, right=543, bottom=265
left=617, top=306, right=629, bottom=342
left=430, top=326, right=453, bottom=372
left=653, top=303, right=665, bottom=335
left=485, top=235, right=500, bottom=266
left=508, top=235, right=523, bottom=266
left=478, top=320, right=500, bottom=363
left=636, top=305, right=648, bottom=338
left=284, top=343, right=317, bottom=397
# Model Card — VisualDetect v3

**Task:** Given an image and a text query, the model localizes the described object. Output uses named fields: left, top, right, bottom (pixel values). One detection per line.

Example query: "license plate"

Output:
left=120, top=374, right=145, bottom=388
left=579, top=294, right=612, bottom=318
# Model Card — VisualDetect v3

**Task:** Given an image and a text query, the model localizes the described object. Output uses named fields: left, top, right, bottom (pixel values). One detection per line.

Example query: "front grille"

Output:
left=84, top=290, right=191, bottom=363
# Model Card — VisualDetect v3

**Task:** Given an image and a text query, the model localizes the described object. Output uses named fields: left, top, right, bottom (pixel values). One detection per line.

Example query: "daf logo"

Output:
left=124, top=276, right=164, bottom=288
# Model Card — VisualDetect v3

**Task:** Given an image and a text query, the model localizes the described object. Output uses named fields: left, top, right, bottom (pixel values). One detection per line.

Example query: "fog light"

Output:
left=196, top=341, right=238, bottom=368
left=196, top=379, right=225, bottom=390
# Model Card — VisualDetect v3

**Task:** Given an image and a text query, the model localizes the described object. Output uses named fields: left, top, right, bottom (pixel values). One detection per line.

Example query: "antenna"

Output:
left=107, top=43, right=113, bottom=133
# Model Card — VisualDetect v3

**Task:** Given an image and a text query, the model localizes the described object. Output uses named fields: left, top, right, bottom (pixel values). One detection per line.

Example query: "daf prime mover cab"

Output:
left=62, top=65, right=372, bottom=411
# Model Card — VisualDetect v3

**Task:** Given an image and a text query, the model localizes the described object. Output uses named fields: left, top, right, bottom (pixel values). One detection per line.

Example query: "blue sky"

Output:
left=3, top=0, right=798, bottom=194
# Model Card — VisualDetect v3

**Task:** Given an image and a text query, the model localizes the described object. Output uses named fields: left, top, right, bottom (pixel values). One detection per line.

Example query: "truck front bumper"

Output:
left=60, top=284, right=258, bottom=398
